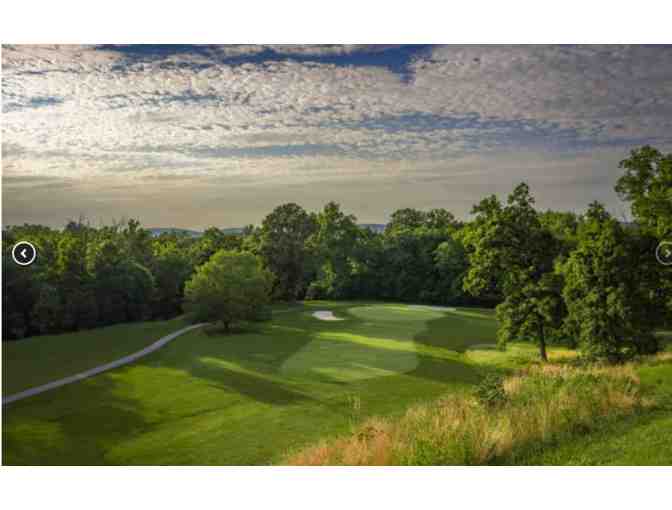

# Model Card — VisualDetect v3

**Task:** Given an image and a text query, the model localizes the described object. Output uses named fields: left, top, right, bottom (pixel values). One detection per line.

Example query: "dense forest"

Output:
left=3, top=146, right=671, bottom=362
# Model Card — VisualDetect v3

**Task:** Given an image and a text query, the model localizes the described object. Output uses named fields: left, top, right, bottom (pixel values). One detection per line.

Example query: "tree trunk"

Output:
left=538, top=322, right=548, bottom=362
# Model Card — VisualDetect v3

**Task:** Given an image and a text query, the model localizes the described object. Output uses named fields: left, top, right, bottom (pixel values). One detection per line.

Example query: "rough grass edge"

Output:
left=283, top=353, right=670, bottom=466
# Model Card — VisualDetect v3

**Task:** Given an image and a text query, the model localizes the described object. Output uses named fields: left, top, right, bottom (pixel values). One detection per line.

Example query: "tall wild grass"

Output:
left=285, top=360, right=661, bottom=465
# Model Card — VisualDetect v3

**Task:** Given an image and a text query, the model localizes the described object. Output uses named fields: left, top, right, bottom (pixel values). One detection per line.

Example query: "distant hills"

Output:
left=149, top=224, right=387, bottom=238
left=148, top=228, right=204, bottom=238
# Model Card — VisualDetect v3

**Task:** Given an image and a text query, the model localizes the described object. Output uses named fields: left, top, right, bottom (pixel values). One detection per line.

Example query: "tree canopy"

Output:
left=3, top=145, right=669, bottom=364
left=183, top=250, right=273, bottom=331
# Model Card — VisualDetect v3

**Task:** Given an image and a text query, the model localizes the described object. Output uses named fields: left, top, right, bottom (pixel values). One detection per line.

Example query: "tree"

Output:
left=183, top=250, right=273, bottom=331
left=30, top=284, right=64, bottom=334
left=344, top=227, right=385, bottom=299
left=256, top=203, right=317, bottom=301
left=2, top=253, right=39, bottom=339
left=121, top=218, right=154, bottom=268
left=496, top=272, right=566, bottom=359
left=615, top=145, right=672, bottom=240
left=55, top=233, right=98, bottom=330
left=86, top=239, right=126, bottom=324
left=560, top=202, right=659, bottom=361
left=2, top=225, right=58, bottom=338
left=307, top=202, right=360, bottom=299
left=86, top=239, right=154, bottom=325
left=539, top=210, right=580, bottom=248
left=119, top=261, right=155, bottom=321
left=151, top=240, right=193, bottom=318
left=433, top=237, right=470, bottom=305
left=615, top=146, right=672, bottom=324
left=459, top=195, right=505, bottom=301
left=190, top=227, right=242, bottom=267
left=377, top=208, right=460, bottom=304
left=386, top=208, right=427, bottom=233
left=3, top=219, right=201, bottom=339
left=462, top=183, right=563, bottom=360
left=425, top=208, right=461, bottom=231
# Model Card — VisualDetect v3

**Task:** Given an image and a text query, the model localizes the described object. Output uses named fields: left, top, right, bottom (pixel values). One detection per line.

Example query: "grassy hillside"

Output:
left=516, top=357, right=672, bottom=465
left=3, top=318, right=188, bottom=396
left=4, top=303, right=670, bottom=466
left=3, top=302, right=512, bottom=465
left=286, top=354, right=672, bottom=466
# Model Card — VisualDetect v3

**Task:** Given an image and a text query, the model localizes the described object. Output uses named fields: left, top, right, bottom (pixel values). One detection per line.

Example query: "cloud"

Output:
left=2, top=44, right=672, bottom=227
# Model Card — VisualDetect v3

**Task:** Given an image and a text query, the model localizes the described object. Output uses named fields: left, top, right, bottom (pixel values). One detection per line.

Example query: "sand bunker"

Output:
left=312, top=310, right=344, bottom=321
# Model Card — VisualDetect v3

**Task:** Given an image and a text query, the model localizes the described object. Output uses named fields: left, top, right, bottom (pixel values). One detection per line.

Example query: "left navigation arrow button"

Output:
left=12, top=241, right=37, bottom=266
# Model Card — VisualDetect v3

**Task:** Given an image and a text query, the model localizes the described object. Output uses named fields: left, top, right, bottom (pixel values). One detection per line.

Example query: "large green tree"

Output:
left=55, top=233, right=98, bottom=330
left=379, top=208, right=462, bottom=304
left=190, top=227, right=242, bottom=268
left=433, top=237, right=470, bottom=305
left=462, top=183, right=563, bottom=360
left=151, top=239, right=194, bottom=319
left=183, top=250, right=273, bottom=331
left=615, top=145, right=672, bottom=324
left=255, top=203, right=317, bottom=301
left=2, top=253, right=39, bottom=339
left=560, top=202, right=659, bottom=361
left=86, top=239, right=154, bottom=325
left=306, top=202, right=360, bottom=299
left=616, top=145, right=672, bottom=239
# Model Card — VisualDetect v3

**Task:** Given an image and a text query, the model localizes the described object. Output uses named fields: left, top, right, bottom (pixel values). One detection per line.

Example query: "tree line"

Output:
left=3, top=146, right=671, bottom=362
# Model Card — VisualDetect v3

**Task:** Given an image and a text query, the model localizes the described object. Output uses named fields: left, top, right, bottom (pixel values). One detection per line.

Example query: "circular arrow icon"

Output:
left=656, top=241, right=672, bottom=266
left=12, top=241, right=37, bottom=267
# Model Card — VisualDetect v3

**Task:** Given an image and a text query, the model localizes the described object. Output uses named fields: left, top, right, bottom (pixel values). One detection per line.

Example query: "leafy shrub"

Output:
left=474, top=373, right=507, bottom=408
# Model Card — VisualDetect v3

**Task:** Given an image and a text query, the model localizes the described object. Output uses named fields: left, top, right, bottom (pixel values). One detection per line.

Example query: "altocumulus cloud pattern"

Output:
left=3, top=44, right=672, bottom=228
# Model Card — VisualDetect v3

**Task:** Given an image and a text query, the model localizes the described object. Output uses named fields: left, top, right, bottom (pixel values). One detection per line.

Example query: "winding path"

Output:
left=2, top=323, right=208, bottom=406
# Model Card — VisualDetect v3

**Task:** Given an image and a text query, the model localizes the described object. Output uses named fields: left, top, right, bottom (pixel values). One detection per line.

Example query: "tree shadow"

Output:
left=3, top=305, right=495, bottom=466
left=2, top=374, right=151, bottom=465
left=407, top=354, right=482, bottom=386
left=189, top=358, right=313, bottom=406
left=413, top=312, right=498, bottom=353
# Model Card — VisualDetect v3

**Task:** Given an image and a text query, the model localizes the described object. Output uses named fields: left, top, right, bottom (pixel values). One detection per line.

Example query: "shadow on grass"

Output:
left=189, top=358, right=313, bottom=406
left=2, top=374, right=150, bottom=465
left=413, top=312, right=498, bottom=353
left=406, top=354, right=482, bottom=386
left=169, top=307, right=484, bottom=410
left=3, top=303, right=495, bottom=466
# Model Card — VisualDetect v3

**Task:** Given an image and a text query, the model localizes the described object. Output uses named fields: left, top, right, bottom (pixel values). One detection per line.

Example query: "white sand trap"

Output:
left=312, top=310, right=344, bottom=321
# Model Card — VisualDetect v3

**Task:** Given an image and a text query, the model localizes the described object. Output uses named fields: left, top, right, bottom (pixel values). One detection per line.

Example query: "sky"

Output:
left=3, top=44, right=672, bottom=229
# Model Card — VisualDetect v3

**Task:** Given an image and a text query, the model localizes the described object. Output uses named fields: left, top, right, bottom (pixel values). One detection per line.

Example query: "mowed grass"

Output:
left=5, top=303, right=669, bottom=466
left=2, top=317, right=188, bottom=396
left=3, top=302, right=504, bottom=465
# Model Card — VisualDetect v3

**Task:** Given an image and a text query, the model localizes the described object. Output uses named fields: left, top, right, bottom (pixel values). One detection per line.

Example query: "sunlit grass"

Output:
left=285, top=358, right=664, bottom=465
left=3, top=301, right=494, bottom=464
left=2, top=317, right=188, bottom=396
left=4, top=301, right=669, bottom=465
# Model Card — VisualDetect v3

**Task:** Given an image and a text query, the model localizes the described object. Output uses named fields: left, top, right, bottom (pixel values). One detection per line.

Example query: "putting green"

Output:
left=280, top=306, right=440, bottom=381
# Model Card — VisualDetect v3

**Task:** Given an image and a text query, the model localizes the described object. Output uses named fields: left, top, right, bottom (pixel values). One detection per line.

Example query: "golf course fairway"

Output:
left=3, top=301, right=527, bottom=465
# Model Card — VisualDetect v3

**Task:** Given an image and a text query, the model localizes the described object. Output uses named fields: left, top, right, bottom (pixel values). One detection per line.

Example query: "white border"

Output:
left=2, top=2, right=672, bottom=508
left=1, top=467, right=671, bottom=510
left=1, top=1, right=672, bottom=42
